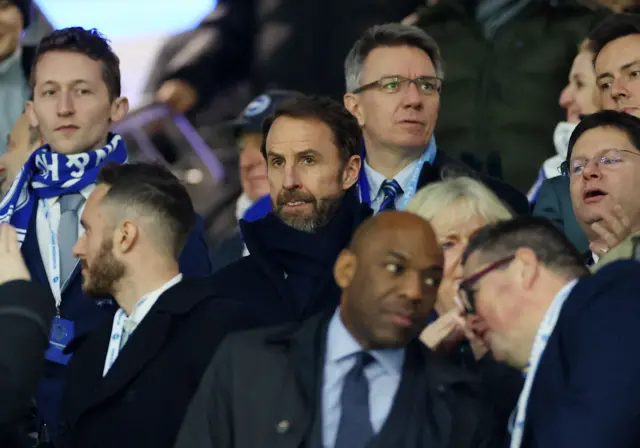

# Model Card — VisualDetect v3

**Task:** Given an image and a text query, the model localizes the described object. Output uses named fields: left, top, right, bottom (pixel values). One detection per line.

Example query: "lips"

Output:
left=398, top=119, right=425, bottom=126
left=583, top=188, right=607, bottom=204
left=55, top=125, right=79, bottom=132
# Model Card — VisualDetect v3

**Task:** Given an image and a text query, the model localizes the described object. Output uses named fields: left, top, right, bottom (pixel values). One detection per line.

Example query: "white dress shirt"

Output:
left=322, top=308, right=405, bottom=447
left=363, top=158, right=420, bottom=213
left=36, top=184, right=94, bottom=297
left=103, top=273, right=183, bottom=376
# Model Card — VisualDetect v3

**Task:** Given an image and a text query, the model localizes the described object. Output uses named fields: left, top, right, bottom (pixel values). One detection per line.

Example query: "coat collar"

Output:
left=66, top=277, right=216, bottom=419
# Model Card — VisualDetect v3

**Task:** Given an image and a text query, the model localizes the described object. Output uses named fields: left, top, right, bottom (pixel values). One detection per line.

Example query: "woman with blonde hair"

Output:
left=407, top=176, right=512, bottom=323
left=407, top=175, right=523, bottom=426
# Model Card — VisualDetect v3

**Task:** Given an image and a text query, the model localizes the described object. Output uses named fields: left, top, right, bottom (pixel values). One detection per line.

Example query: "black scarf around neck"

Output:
left=241, top=190, right=371, bottom=314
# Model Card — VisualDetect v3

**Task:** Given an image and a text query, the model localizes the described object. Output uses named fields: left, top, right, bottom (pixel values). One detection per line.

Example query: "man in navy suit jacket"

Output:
left=460, top=216, right=640, bottom=447
left=19, top=28, right=211, bottom=446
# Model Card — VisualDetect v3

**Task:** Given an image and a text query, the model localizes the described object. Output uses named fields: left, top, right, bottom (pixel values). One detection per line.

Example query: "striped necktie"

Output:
left=378, top=179, right=403, bottom=211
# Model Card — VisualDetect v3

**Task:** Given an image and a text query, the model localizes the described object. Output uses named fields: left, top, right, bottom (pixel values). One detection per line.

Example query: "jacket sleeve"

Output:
left=0, top=280, right=55, bottom=426
left=179, top=214, right=212, bottom=277
left=174, top=338, right=235, bottom=448
left=158, top=0, right=256, bottom=110
left=532, top=179, right=563, bottom=229
left=537, top=264, right=640, bottom=447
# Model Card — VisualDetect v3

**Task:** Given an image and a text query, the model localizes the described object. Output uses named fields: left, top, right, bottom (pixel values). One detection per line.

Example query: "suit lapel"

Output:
left=86, top=312, right=173, bottom=411
left=21, top=202, right=49, bottom=288
left=264, top=313, right=330, bottom=447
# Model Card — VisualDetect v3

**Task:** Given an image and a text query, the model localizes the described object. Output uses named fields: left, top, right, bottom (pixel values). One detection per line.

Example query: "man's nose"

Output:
left=401, top=82, right=423, bottom=108
left=57, top=92, right=75, bottom=116
left=611, top=77, right=630, bottom=103
left=282, top=165, right=301, bottom=189
left=582, top=158, right=603, bottom=179
left=72, top=236, right=85, bottom=258
left=400, top=270, right=424, bottom=301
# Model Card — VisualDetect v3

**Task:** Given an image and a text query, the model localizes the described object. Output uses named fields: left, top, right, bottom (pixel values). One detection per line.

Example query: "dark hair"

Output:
left=565, top=110, right=640, bottom=164
left=30, top=27, right=121, bottom=101
left=260, top=95, right=362, bottom=165
left=462, top=216, right=589, bottom=280
left=589, top=13, right=640, bottom=59
left=97, top=163, right=196, bottom=259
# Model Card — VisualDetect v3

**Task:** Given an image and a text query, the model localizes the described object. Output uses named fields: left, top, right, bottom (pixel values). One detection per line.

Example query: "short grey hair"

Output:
left=344, top=23, right=445, bottom=94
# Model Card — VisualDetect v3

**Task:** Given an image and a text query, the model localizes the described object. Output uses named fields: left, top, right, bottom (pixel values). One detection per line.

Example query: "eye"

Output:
left=424, top=276, right=441, bottom=287
left=441, top=241, right=456, bottom=250
left=42, top=89, right=56, bottom=96
left=597, top=80, right=611, bottom=91
left=77, top=88, right=91, bottom=95
left=419, top=81, right=437, bottom=92
left=631, top=71, right=640, bottom=79
left=381, top=79, right=401, bottom=92
left=270, top=158, right=284, bottom=168
left=302, top=156, right=315, bottom=165
left=385, top=263, right=403, bottom=274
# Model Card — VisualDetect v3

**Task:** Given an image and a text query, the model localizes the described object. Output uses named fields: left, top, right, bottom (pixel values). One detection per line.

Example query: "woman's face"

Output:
left=430, top=208, right=488, bottom=315
left=558, top=51, right=600, bottom=123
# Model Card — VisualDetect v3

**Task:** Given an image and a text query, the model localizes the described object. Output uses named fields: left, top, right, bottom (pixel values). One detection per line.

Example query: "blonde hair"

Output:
left=406, top=176, right=513, bottom=225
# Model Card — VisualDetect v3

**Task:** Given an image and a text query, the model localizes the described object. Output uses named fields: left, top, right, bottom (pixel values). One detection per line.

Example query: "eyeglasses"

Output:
left=458, top=255, right=515, bottom=314
left=560, top=148, right=640, bottom=177
left=352, top=75, right=442, bottom=95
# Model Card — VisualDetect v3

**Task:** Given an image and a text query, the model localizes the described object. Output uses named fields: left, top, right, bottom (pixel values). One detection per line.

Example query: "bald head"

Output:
left=335, top=211, right=444, bottom=349
left=348, top=211, right=440, bottom=256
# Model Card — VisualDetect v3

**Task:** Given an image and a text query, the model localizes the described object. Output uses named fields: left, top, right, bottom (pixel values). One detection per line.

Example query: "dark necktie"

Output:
left=378, top=179, right=403, bottom=211
left=334, top=352, right=375, bottom=448
left=58, top=193, right=84, bottom=286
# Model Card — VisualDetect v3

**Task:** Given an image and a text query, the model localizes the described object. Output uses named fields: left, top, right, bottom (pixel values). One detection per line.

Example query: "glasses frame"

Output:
left=560, top=148, right=640, bottom=177
left=458, top=255, right=515, bottom=314
left=352, top=75, right=443, bottom=95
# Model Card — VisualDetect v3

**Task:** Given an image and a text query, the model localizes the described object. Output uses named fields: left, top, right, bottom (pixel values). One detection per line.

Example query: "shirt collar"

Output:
left=363, top=158, right=420, bottom=202
left=43, top=183, right=95, bottom=207
left=326, top=307, right=405, bottom=376
left=128, top=273, right=183, bottom=325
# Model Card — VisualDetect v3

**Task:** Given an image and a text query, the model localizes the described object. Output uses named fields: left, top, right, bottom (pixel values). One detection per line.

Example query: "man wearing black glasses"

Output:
left=342, top=23, right=528, bottom=216
left=460, top=216, right=640, bottom=448
left=563, top=110, right=640, bottom=266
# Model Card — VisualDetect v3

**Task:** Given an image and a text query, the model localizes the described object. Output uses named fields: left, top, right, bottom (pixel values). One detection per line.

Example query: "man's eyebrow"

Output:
left=265, top=149, right=283, bottom=158
left=387, top=250, right=410, bottom=261
left=423, top=265, right=444, bottom=274
left=596, top=60, right=640, bottom=82
left=296, top=149, right=322, bottom=158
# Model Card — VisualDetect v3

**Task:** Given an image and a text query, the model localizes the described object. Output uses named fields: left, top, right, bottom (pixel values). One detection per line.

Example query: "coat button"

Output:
left=276, top=420, right=290, bottom=434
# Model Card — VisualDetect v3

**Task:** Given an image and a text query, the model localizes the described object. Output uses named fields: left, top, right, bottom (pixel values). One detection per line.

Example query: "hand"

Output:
left=156, top=79, right=199, bottom=114
left=0, top=224, right=30, bottom=283
left=461, top=315, right=490, bottom=360
left=589, top=205, right=632, bottom=257
left=420, top=308, right=466, bottom=352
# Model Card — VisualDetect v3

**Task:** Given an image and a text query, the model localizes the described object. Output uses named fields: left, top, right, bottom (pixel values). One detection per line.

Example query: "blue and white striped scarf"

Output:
left=0, top=133, right=127, bottom=245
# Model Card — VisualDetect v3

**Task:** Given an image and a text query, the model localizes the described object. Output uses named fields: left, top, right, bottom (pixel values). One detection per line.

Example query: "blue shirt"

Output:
left=322, top=308, right=405, bottom=448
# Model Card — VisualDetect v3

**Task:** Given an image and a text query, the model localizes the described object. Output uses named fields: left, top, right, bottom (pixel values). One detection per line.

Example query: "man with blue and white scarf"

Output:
left=6, top=27, right=211, bottom=447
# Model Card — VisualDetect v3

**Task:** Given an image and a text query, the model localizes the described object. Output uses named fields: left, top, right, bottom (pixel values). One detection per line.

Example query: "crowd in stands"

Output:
left=1, top=0, right=640, bottom=447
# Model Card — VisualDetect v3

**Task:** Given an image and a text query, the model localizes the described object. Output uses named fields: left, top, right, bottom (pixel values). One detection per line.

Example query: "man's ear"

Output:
left=344, top=93, right=365, bottom=127
left=115, top=220, right=138, bottom=255
left=514, top=247, right=539, bottom=291
left=25, top=101, right=39, bottom=128
left=342, top=154, right=361, bottom=190
left=334, top=249, right=357, bottom=289
left=110, top=97, right=130, bottom=123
